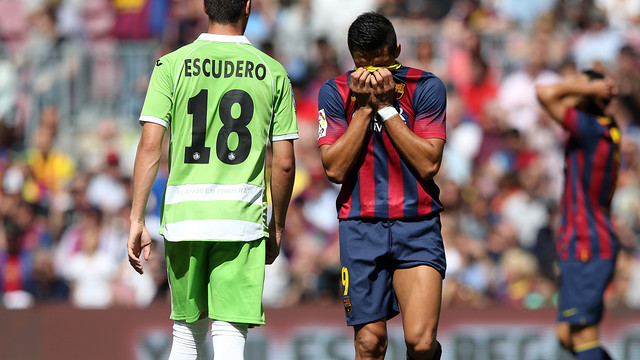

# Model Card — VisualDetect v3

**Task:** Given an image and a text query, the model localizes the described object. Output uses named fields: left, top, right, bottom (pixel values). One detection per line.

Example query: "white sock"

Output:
left=211, top=320, right=248, bottom=360
left=168, top=318, right=209, bottom=360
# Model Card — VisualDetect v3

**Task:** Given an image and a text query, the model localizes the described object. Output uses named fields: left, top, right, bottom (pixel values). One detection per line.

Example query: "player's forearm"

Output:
left=320, top=107, right=373, bottom=184
left=130, top=127, right=164, bottom=224
left=270, top=140, right=296, bottom=232
left=536, top=81, right=592, bottom=122
left=384, top=116, right=444, bottom=182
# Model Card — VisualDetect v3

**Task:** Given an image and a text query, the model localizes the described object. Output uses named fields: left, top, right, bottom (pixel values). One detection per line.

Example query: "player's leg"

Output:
left=165, top=241, right=211, bottom=360
left=570, top=324, right=613, bottom=360
left=353, top=319, right=388, bottom=360
left=393, top=265, right=442, bottom=360
left=339, top=219, right=398, bottom=360
left=208, top=239, right=266, bottom=359
left=211, top=320, right=249, bottom=360
left=169, top=318, right=210, bottom=360
left=557, top=259, right=616, bottom=360
left=556, top=322, right=574, bottom=352
left=389, top=216, right=446, bottom=360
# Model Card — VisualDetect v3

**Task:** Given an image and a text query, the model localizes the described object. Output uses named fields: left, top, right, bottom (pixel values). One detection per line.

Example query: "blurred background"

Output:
left=0, top=0, right=640, bottom=359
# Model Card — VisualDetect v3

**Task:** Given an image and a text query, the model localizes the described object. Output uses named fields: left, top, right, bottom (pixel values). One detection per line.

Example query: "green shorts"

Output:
left=164, top=239, right=266, bottom=326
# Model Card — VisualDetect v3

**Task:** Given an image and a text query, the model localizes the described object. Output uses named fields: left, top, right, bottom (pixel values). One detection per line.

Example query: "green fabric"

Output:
left=165, top=239, right=266, bottom=325
left=140, top=35, right=297, bottom=242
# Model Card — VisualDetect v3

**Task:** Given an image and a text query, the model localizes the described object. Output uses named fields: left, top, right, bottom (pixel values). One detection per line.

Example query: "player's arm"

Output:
left=371, top=68, right=445, bottom=182
left=267, top=139, right=295, bottom=264
left=384, top=121, right=445, bottom=182
left=535, top=76, right=615, bottom=123
left=128, top=122, right=165, bottom=274
left=320, top=68, right=373, bottom=184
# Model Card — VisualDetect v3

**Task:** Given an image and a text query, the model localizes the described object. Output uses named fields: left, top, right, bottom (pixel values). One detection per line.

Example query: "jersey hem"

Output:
left=139, top=115, right=168, bottom=128
left=272, top=133, right=299, bottom=141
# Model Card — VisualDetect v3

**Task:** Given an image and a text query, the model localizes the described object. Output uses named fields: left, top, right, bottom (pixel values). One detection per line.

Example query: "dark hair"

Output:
left=580, top=69, right=611, bottom=114
left=204, top=0, right=248, bottom=24
left=347, top=12, right=397, bottom=56
left=582, top=69, right=605, bottom=81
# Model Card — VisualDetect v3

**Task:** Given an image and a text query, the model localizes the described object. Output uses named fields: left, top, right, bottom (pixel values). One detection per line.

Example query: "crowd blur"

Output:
left=0, top=0, right=639, bottom=311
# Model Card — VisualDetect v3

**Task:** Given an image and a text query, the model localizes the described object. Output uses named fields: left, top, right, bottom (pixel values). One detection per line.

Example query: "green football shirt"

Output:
left=139, top=33, right=298, bottom=242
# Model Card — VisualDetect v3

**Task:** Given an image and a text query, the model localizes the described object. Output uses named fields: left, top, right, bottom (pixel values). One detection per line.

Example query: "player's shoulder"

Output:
left=240, top=45, right=289, bottom=76
left=153, top=43, right=200, bottom=70
left=401, top=66, right=446, bottom=95
left=401, top=66, right=444, bottom=84
left=320, top=71, right=352, bottom=93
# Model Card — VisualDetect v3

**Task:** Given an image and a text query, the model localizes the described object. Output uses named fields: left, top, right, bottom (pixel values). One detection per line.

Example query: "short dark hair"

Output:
left=580, top=69, right=611, bottom=113
left=582, top=69, right=605, bottom=81
left=347, top=12, right=397, bottom=56
left=204, top=0, right=248, bottom=24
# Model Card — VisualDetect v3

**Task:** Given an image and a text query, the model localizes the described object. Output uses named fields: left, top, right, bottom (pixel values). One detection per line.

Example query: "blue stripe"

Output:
left=402, top=158, right=419, bottom=218
left=349, top=172, right=362, bottom=218
left=372, top=128, right=389, bottom=218
left=567, top=151, right=579, bottom=258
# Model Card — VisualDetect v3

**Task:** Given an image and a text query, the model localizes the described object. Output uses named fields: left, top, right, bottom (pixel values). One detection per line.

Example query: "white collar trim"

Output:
left=196, top=33, right=251, bottom=44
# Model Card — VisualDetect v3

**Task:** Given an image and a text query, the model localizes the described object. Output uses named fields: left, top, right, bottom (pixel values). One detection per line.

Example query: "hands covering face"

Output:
left=349, top=67, right=396, bottom=110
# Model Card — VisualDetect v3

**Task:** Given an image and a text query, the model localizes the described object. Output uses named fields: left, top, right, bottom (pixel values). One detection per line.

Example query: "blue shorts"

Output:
left=557, top=258, right=616, bottom=326
left=339, top=215, right=446, bottom=326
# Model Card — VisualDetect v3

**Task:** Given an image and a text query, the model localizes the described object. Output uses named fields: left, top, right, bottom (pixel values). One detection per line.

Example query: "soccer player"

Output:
left=127, top=1, right=298, bottom=359
left=536, top=71, right=619, bottom=360
left=318, top=12, right=446, bottom=360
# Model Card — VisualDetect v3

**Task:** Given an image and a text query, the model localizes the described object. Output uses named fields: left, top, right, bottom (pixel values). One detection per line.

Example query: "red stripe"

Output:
left=559, top=149, right=574, bottom=261
left=590, top=139, right=612, bottom=259
left=574, top=152, right=591, bottom=261
left=335, top=73, right=350, bottom=112
left=359, top=138, right=376, bottom=217
left=383, top=132, right=404, bottom=218
left=401, top=68, right=421, bottom=127
left=335, top=72, right=354, bottom=219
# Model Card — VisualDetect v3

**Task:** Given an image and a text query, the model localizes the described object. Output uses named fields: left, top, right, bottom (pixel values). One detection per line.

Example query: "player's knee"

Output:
left=405, top=328, right=437, bottom=357
left=556, top=325, right=572, bottom=351
left=355, top=327, right=388, bottom=358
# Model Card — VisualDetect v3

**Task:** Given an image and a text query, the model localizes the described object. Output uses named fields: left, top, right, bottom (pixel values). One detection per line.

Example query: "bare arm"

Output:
left=371, top=68, right=445, bottom=182
left=267, top=139, right=295, bottom=264
left=128, top=122, right=165, bottom=274
left=536, top=77, right=615, bottom=124
left=384, top=120, right=445, bottom=181
left=320, top=68, right=374, bottom=184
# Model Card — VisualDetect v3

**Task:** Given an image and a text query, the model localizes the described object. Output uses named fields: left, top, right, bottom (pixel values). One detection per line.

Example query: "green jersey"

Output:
left=139, top=34, right=298, bottom=242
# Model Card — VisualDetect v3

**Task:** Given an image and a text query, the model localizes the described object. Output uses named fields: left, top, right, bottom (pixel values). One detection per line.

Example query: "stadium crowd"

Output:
left=0, top=0, right=640, bottom=311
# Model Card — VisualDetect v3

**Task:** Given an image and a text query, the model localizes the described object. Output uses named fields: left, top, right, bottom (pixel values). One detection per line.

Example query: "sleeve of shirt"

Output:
left=317, top=80, right=348, bottom=146
left=412, top=75, right=447, bottom=140
left=271, top=72, right=299, bottom=142
left=562, top=107, right=580, bottom=135
left=139, top=56, right=173, bottom=128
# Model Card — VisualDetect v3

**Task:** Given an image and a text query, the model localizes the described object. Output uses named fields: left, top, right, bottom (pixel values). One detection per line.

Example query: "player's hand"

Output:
left=350, top=68, right=373, bottom=107
left=266, top=220, right=282, bottom=265
left=590, top=78, right=616, bottom=101
left=370, top=68, right=396, bottom=109
left=127, top=220, right=152, bottom=274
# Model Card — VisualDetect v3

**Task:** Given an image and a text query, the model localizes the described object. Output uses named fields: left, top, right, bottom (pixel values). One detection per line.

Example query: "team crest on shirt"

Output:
left=318, top=109, right=327, bottom=139
left=343, top=297, right=352, bottom=314
left=395, top=83, right=406, bottom=100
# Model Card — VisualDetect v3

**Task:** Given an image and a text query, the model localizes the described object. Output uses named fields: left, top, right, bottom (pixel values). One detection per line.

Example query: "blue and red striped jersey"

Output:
left=557, top=107, right=620, bottom=262
left=317, top=66, right=446, bottom=219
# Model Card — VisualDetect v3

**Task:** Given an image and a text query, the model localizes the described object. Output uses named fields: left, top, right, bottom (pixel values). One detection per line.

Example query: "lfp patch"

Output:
left=318, top=109, right=327, bottom=139
left=343, top=297, right=352, bottom=314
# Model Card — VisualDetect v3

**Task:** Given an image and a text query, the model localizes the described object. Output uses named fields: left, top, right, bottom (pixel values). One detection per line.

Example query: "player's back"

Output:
left=141, top=34, right=294, bottom=242
left=558, top=108, right=620, bottom=261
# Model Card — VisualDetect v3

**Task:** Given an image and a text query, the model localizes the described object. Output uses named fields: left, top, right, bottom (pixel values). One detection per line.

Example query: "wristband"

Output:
left=377, top=106, right=398, bottom=122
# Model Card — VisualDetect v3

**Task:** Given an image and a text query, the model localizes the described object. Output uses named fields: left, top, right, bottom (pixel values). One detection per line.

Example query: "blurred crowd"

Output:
left=0, top=0, right=640, bottom=312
